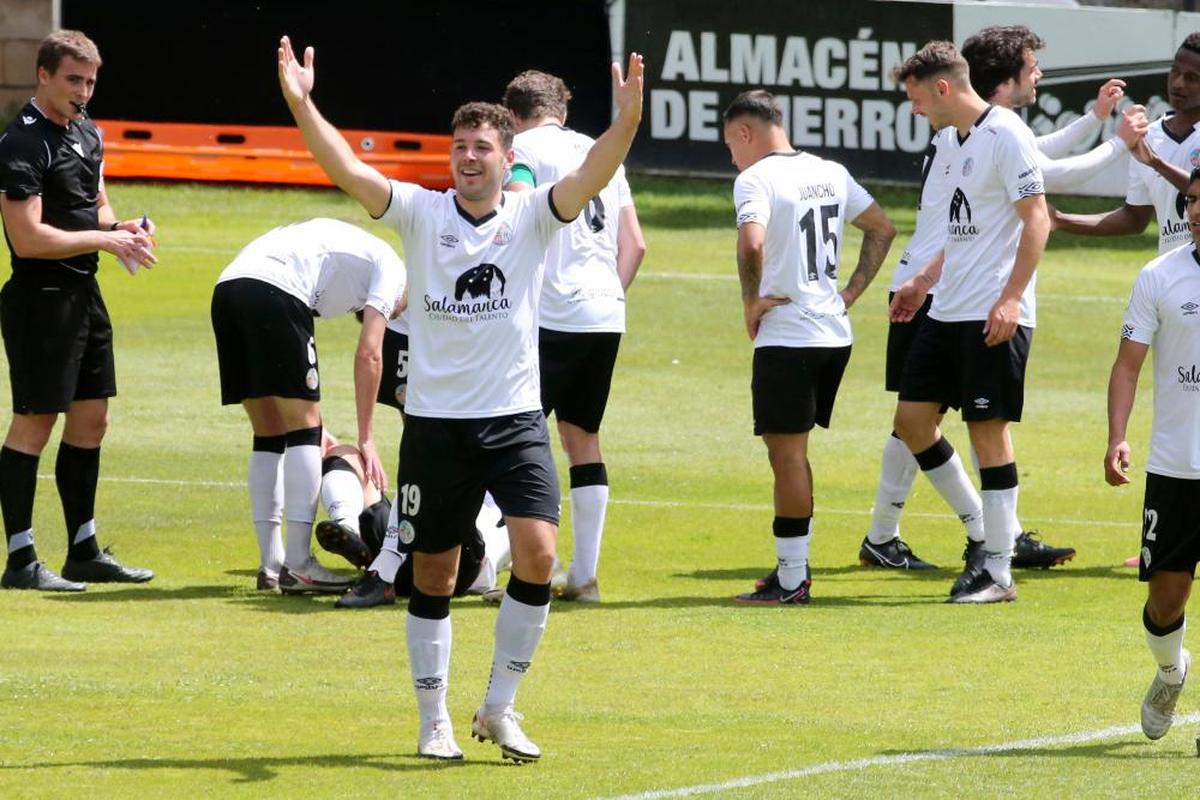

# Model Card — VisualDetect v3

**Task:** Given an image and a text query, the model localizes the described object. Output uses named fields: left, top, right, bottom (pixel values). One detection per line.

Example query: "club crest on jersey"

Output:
left=1191, top=147, right=1200, bottom=167
left=961, top=157, right=974, bottom=177
left=305, top=368, right=319, bottom=390
left=492, top=222, right=513, bottom=246
left=1142, top=546, right=1152, bottom=568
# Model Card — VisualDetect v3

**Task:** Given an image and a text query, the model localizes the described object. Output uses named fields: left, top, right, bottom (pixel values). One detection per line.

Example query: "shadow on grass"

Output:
left=0, top=752, right=506, bottom=782
left=39, top=583, right=341, bottom=615
left=544, top=593, right=946, bottom=613
left=680, top=563, right=1130, bottom=584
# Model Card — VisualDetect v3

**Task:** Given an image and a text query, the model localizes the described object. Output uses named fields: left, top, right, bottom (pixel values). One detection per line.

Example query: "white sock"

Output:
left=483, top=592, right=549, bottom=714
left=479, top=518, right=511, bottom=575
left=568, top=483, right=608, bottom=584
left=283, top=438, right=321, bottom=568
left=248, top=450, right=284, bottom=573
left=867, top=434, right=918, bottom=545
left=370, top=502, right=405, bottom=582
left=775, top=530, right=810, bottom=592
left=468, top=556, right=497, bottom=594
left=972, top=445, right=1024, bottom=535
left=982, top=486, right=1018, bottom=586
left=924, top=453, right=984, bottom=542
left=321, top=468, right=363, bottom=532
left=407, top=612, right=452, bottom=726
left=1145, top=614, right=1188, bottom=686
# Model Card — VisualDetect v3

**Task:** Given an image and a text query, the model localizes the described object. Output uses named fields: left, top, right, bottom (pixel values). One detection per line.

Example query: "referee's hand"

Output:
left=104, top=229, right=157, bottom=269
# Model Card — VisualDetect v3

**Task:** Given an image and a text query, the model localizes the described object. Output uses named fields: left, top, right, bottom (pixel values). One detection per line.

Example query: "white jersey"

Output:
left=377, top=180, right=569, bottom=418
left=1127, top=115, right=1200, bottom=254
left=734, top=151, right=874, bottom=348
left=1121, top=242, right=1200, bottom=479
left=512, top=124, right=634, bottom=333
left=386, top=309, right=409, bottom=336
left=932, top=106, right=1043, bottom=327
left=216, top=218, right=406, bottom=319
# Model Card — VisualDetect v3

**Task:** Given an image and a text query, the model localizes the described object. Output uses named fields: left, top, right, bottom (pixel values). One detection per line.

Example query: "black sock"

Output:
left=56, top=442, right=102, bottom=561
left=1, top=446, right=40, bottom=570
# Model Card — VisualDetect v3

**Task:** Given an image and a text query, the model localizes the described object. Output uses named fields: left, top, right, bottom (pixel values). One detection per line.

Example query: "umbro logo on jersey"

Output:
left=21, top=115, right=36, bottom=125
left=493, top=222, right=513, bottom=246
left=1121, top=324, right=1134, bottom=340
left=1182, top=301, right=1199, bottom=316
left=439, top=234, right=459, bottom=248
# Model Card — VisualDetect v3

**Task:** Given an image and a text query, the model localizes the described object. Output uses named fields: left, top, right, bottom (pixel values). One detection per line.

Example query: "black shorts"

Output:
left=394, top=525, right=486, bottom=598
left=359, top=497, right=392, bottom=556
left=539, top=328, right=621, bottom=433
left=898, top=318, right=1032, bottom=422
left=1, top=273, right=116, bottom=414
left=885, top=292, right=933, bottom=393
left=752, top=345, right=851, bottom=435
left=1139, top=473, right=1200, bottom=581
left=394, top=410, right=559, bottom=554
left=211, top=278, right=319, bottom=405
left=377, top=328, right=409, bottom=412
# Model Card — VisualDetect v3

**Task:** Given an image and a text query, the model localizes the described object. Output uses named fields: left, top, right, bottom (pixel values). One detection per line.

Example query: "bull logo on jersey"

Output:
left=948, top=188, right=979, bottom=240
left=425, top=263, right=513, bottom=322
left=454, top=263, right=507, bottom=300
left=1177, top=191, right=1187, bottom=219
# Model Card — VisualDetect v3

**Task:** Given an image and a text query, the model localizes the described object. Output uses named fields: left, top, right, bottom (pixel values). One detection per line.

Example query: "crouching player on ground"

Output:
left=210, top=218, right=406, bottom=594
left=1105, top=167, right=1200, bottom=741
left=315, top=435, right=510, bottom=606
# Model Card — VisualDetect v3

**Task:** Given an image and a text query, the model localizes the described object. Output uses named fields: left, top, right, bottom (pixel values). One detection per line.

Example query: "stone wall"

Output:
left=0, top=0, right=55, bottom=125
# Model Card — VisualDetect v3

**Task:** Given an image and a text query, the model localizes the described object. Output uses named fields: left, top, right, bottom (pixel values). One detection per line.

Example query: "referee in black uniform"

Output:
left=0, top=30, right=155, bottom=591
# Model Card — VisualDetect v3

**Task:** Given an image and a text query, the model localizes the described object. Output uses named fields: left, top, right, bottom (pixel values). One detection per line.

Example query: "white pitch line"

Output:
left=35, top=474, right=1133, bottom=529
left=598, top=713, right=1200, bottom=800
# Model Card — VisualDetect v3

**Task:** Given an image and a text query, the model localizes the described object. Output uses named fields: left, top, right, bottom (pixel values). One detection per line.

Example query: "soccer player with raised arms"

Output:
left=1105, top=167, right=1200, bottom=743
left=721, top=89, right=897, bottom=605
left=890, top=41, right=1050, bottom=603
left=278, top=36, right=643, bottom=762
left=503, top=69, right=647, bottom=603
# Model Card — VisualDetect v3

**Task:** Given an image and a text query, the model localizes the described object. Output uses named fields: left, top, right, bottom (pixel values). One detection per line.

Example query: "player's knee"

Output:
left=5, top=414, right=56, bottom=453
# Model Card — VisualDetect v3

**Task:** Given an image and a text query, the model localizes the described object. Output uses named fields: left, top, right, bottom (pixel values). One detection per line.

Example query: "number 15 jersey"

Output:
left=733, top=151, right=874, bottom=348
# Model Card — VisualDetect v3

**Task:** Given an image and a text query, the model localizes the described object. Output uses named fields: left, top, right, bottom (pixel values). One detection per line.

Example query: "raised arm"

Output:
left=984, top=193, right=1048, bottom=346
left=1105, top=338, right=1149, bottom=486
left=550, top=54, right=644, bottom=220
left=1039, top=106, right=1146, bottom=194
left=1035, top=79, right=1124, bottom=159
left=839, top=202, right=896, bottom=309
left=278, top=36, right=391, bottom=218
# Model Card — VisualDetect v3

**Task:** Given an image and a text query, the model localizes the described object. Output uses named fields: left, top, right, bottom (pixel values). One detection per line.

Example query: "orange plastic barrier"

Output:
left=94, top=120, right=453, bottom=189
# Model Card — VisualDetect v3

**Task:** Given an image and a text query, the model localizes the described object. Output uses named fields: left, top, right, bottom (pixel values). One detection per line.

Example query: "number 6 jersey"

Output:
left=733, top=151, right=874, bottom=348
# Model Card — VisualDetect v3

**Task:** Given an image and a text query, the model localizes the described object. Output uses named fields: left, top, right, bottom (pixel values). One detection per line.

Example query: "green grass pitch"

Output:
left=0, top=177, right=1193, bottom=799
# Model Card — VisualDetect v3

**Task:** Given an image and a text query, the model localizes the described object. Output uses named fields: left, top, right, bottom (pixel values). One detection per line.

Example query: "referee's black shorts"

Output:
left=1, top=272, right=116, bottom=414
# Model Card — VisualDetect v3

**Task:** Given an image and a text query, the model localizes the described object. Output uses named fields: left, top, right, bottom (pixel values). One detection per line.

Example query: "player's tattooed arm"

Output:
left=736, top=221, right=787, bottom=340
left=1105, top=339, right=1148, bottom=487
left=840, top=202, right=896, bottom=309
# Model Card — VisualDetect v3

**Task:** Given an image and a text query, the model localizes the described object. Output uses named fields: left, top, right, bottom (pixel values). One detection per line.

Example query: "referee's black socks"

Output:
left=1, top=446, right=40, bottom=569
left=57, top=442, right=102, bottom=561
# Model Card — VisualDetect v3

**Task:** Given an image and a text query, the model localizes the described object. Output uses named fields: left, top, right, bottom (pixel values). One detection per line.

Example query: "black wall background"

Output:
left=63, top=0, right=613, bottom=136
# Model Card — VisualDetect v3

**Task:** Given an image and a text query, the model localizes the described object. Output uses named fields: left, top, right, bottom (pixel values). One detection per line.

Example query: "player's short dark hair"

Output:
left=37, top=30, right=102, bottom=75
left=961, top=25, right=1045, bottom=100
left=1180, top=33, right=1200, bottom=57
left=450, top=102, right=515, bottom=150
left=722, top=90, right=783, bottom=126
left=891, top=41, right=968, bottom=85
left=1189, top=166, right=1200, bottom=187
left=503, top=70, right=572, bottom=122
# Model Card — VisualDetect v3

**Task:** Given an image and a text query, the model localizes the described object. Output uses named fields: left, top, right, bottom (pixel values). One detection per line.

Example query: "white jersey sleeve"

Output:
left=995, top=125, right=1045, bottom=203
left=1039, top=137, right=1124, bottom=194
left=1124, top=155, right=1153, bottom=207
left=617, top=167, right=634, bottom=209
left=844, top=171, right=874, bottom=221
left=734, top=171, right=770, bottom=228
left=376, top=180, right=430, bottom=239
left=1121, top=265, right=1159, bottom=347
left=1035, top=112, right=1102, bottom=160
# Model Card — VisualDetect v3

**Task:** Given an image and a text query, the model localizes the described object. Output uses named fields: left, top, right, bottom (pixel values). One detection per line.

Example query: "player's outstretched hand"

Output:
left=982, top=297, right=1019, bottom=346
left=612, top=53, right=644, bottom=128
left=743, top=295, right=788, bottom=341
left=278, top=35, right=315, bottom=108
left=1093, top=78, right=1126, bottom=119
left=1104, top=440, right=1133, bottom=486
left=888, top=279, right=927, bottom=323
left=359, top=439, right=387, bottom=491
